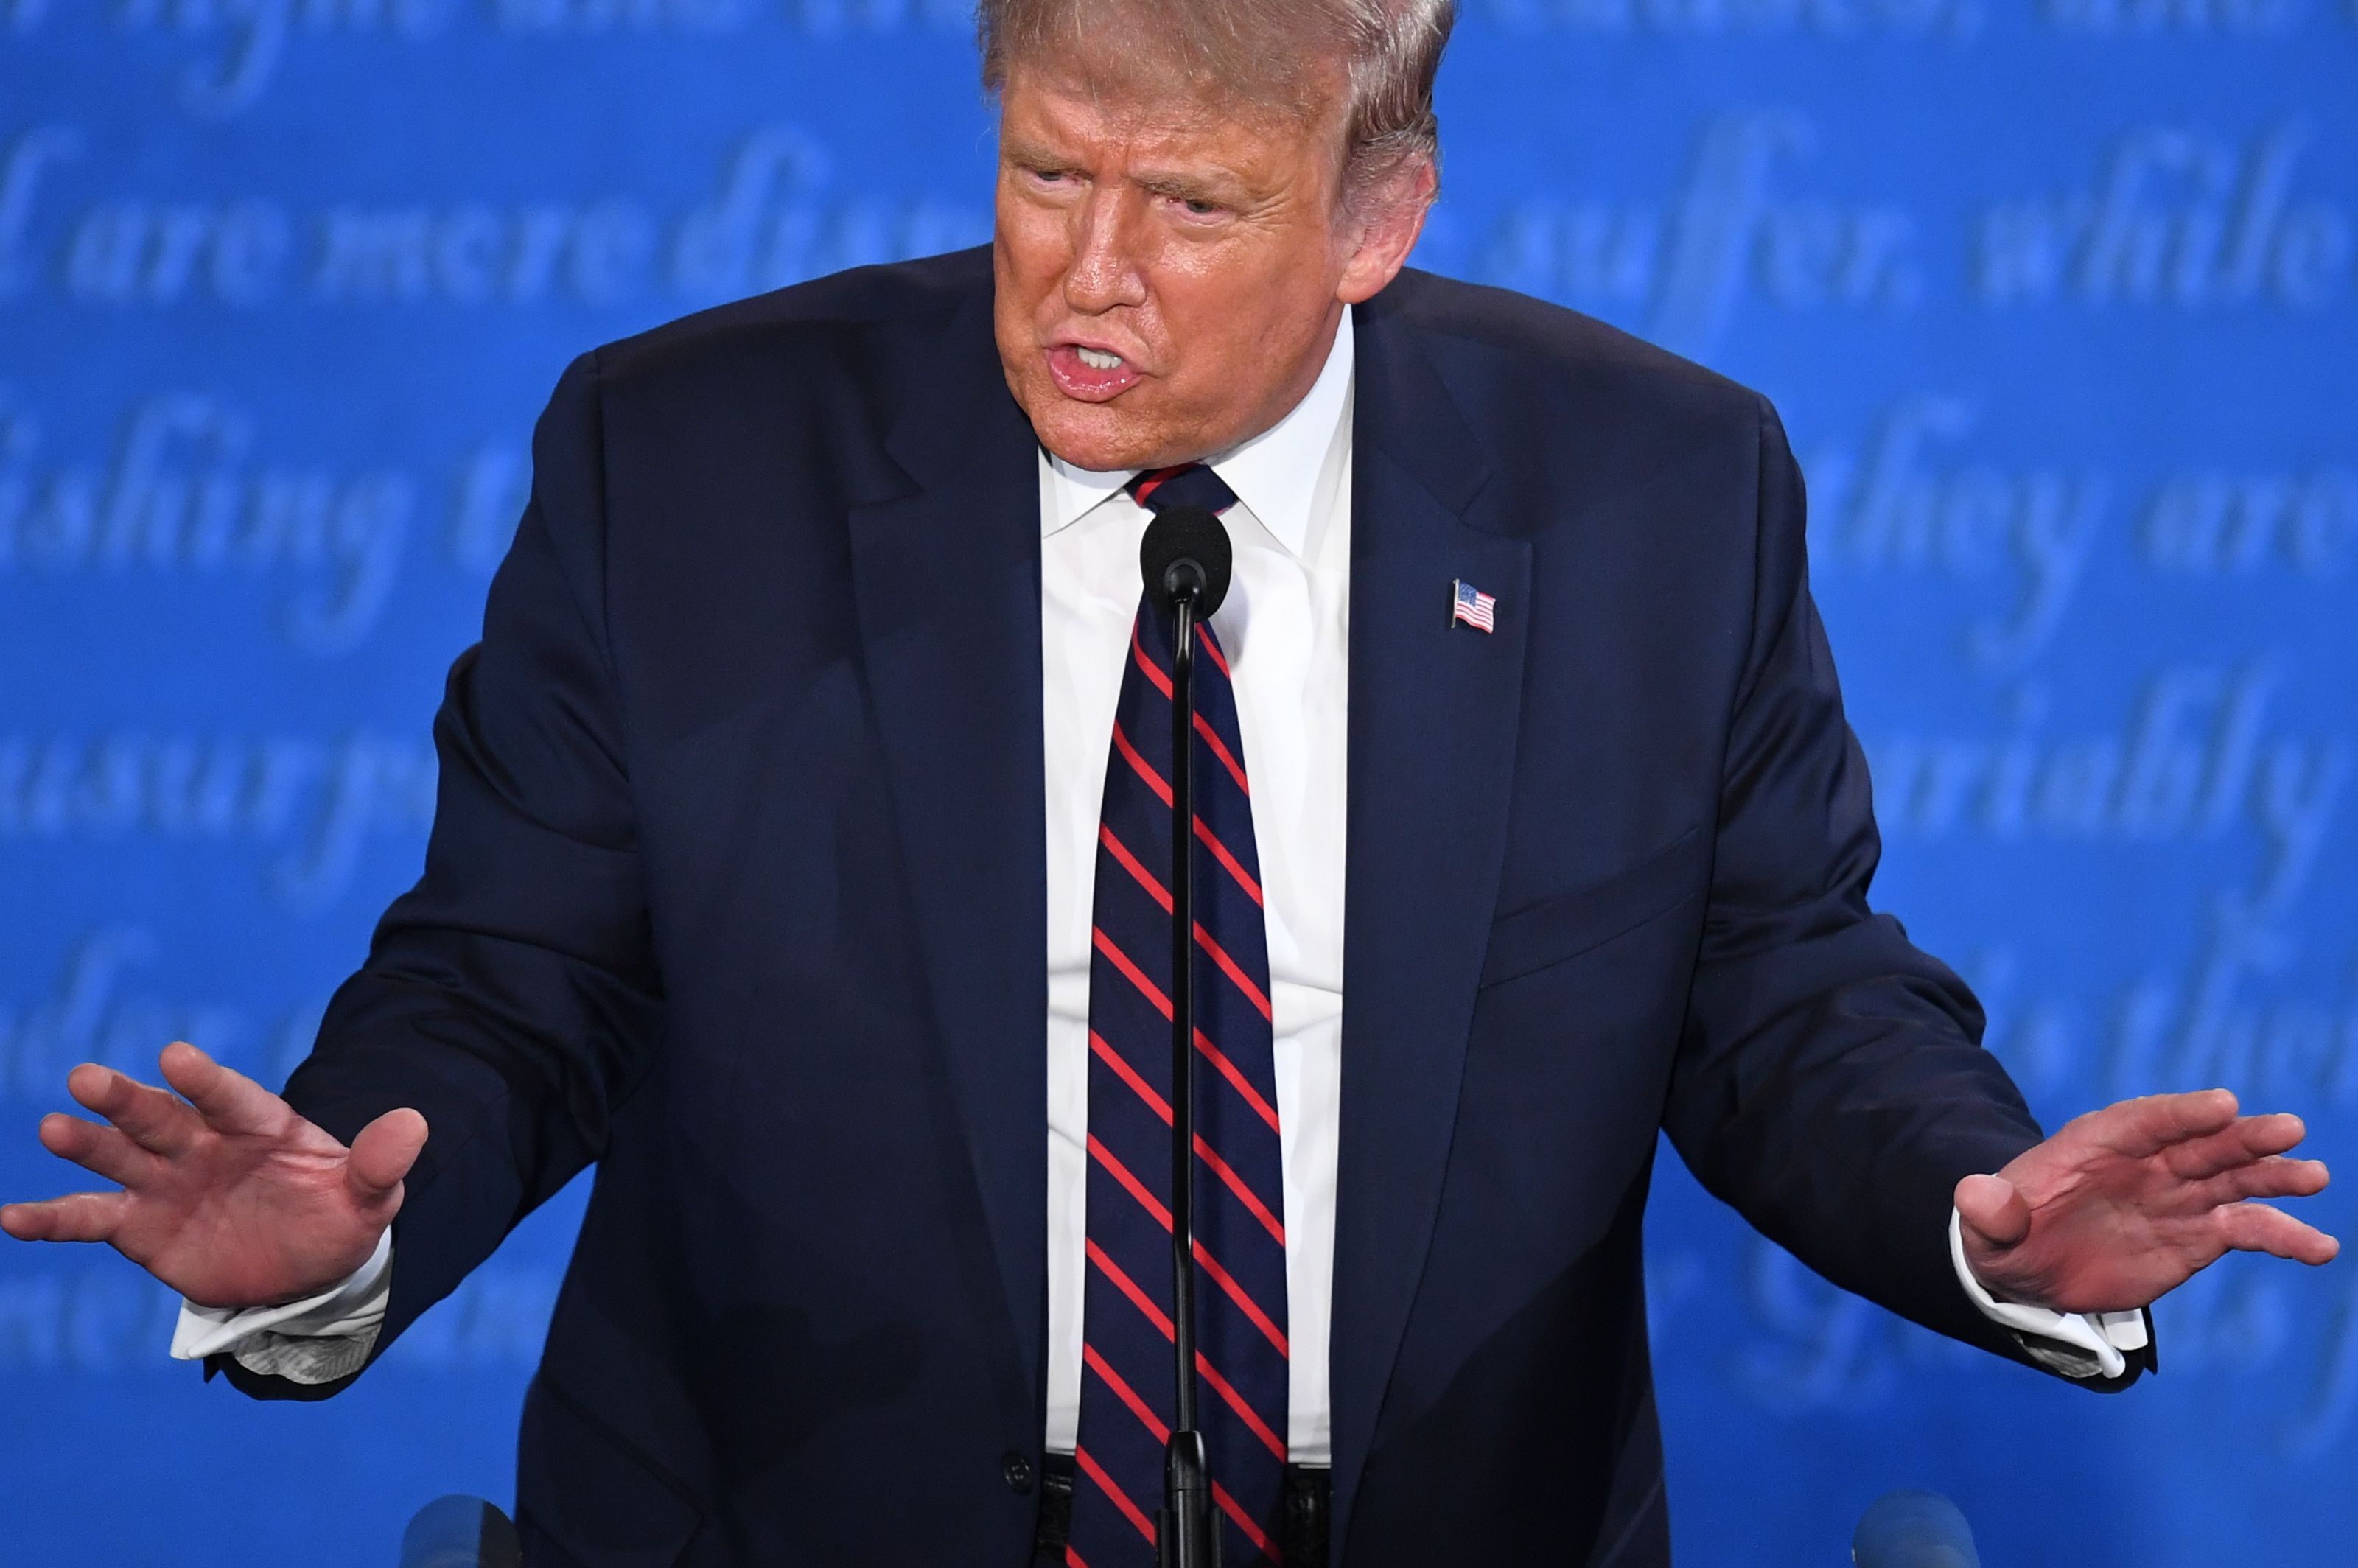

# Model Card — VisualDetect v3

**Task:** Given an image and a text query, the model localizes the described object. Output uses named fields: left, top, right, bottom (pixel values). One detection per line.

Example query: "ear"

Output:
left=1334, top=157, right=1437, bottom=305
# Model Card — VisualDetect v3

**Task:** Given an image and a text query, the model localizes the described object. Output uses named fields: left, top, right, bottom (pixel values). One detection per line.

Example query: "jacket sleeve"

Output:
left=215, top=351, right=664, bottom=1397
left=1657, top=395, right=2149, bottom=1390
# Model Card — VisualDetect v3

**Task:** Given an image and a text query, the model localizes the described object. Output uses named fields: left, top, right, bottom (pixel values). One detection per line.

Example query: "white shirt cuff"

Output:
left=1949, top=1208, right=2147, bottom=1379
left=170, top=1229, right=393, bottom=1385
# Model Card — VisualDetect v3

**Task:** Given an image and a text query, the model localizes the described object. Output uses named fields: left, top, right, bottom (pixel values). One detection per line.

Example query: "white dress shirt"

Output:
left=173, top=307, right=2148, bottom=1418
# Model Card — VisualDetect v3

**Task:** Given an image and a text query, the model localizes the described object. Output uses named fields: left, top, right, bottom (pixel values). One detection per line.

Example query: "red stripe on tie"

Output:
left=1088, top=1238, right=1175, bottom=1339
left=1192, top=1233, right=1288, bottom=1351
left=1089, top=1135, right=1172, bottom=1231
left=1194, top=715, right=1250, bottom=796
left=1131, top=624, right=1175, bottom=700
left=1195, top=1029, right=1281, bottom=1134
left=1092, top=1129, right=1281, bottom=1322
left=1085, top=1242, right=1284, bottom=1460
left=1112, top=724, right=1173, bottom=808
left=1099, top=825, right=1172, bottom=913
left=1214, top=1480, right=1280, bottom=1564
left=1099, top=831, right=1265, bottom=1009
left=1065, top=1548, right=1091, bottom=1568
left=1130, top=466, right=1187, bottom=507
left=1089, top=1117, right=1282, bottom=1348
left=1084, top=1343, right=1171, bottom=1443
left=1195, top=819, right=1263, bottom=904
left=1194, top=1351, right=1288, bottom=1460
left=1092, top=927, right=1172, bottom=1020
left=1090, top=1030, right=1172, bottom=1123
left=1130, top=620, right=1250, bottom=796
left=1088, top=1032, right=1287, bottom=1248
left=1089, top=1127, right=1282, bottom=1329
left=1117, top=678, right=1248, bottom=799
left=1192, top=923, right=1273, bottom=1021
left=1192, top=1138, right=1287, bottom=1250
left=1199, top=623, right=1231, bottom=678
left=1106, top=732, right=1259, bottom=905
left=1190, top=1239, right=1289, bottom=1355
left=1074, top=1445, right=1158, bottom=1546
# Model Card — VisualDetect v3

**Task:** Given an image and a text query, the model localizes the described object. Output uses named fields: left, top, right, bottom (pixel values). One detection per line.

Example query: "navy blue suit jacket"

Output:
left=235, top=248, right=2142, bottom=1565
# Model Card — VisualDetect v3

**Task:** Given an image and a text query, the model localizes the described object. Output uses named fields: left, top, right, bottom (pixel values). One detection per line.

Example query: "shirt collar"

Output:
left=1041, top=306, right=1355, bottom=562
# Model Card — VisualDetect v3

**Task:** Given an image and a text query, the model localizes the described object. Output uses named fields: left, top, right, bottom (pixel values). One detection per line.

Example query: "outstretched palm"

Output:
left=0, top=1042, right=427, bottom=1310
left=1956, top=1088, right=2337, bottom=1315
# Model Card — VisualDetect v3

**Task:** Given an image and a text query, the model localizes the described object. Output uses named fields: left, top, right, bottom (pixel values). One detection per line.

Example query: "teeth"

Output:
left=1075, top=346, right=1123, bottom=371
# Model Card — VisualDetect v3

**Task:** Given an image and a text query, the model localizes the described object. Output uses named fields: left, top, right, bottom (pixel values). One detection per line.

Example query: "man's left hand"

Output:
left=1956, top=1089, right=2339, bottom=1315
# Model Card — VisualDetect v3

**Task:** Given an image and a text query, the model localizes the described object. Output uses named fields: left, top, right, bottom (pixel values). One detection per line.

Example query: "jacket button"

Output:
left=1003, top=1451, right=1036, bottom=1494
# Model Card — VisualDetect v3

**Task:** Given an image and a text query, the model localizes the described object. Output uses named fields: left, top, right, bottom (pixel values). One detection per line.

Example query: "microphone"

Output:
left=1853, top=1491, right=1979, bottom=1568
left=1138, top=504, right=1233, bottom=1568
left=1139, top=505, right=1234, bottom=620
left=400, top=1494, right=522, bottom=1568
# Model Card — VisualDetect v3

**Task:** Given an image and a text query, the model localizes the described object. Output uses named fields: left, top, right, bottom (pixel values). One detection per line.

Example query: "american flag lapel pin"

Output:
left=1450, top=578, right=1497, bottom=633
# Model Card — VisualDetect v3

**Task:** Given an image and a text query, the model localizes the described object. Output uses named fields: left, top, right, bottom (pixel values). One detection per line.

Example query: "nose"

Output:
left=1063, top=187, right=1148, bottom=316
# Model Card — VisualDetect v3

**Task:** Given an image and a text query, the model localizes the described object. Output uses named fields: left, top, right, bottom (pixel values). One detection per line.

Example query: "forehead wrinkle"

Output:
left=1012, top=59, right=1233, bottom=142
left=1010, top=17, right=1343, bottom=143
left=1001, top=63, right=1347, bottom=212
left=1003, top=75, right=1295, bottom=193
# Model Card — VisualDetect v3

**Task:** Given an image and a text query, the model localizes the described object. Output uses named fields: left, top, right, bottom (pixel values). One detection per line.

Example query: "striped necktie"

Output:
left=1068, top=463, right=1290, bottom=1567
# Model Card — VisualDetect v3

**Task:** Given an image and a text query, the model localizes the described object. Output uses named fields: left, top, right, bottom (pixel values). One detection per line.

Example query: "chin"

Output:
left=1024, top=394, right=1171, bottom=475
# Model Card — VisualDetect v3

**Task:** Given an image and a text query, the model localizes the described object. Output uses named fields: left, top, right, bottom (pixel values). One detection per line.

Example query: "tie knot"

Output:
left=1126, top=463, right=1239, bottom=516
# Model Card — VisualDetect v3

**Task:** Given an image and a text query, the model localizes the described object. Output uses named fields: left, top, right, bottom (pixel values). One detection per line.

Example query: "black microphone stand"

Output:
left=1138, top=507, right=1232, bottom=1568
left=1158, top=583, right=1219, bottom=1568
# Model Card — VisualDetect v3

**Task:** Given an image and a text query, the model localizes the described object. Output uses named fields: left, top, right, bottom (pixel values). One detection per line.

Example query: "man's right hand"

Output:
left=0, top=1041, right=427, bottom=1311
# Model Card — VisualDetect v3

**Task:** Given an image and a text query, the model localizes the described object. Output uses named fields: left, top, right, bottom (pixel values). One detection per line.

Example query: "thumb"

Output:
left=346, top=1108, right=428, bottom=1205
left=1954, top=1172, right=2032, bottom=1250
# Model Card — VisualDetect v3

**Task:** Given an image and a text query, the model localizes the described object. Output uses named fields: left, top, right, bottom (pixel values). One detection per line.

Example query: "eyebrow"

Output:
left=1001, top=136, right=1081, bottom=172
left=1130, top=169, right=1237, bottom=205
left=1001, top=130, right=1248, bottom=192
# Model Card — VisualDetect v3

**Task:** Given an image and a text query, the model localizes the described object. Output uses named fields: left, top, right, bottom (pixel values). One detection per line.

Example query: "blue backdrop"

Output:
left=2, top=7, right=2353, bottom=1564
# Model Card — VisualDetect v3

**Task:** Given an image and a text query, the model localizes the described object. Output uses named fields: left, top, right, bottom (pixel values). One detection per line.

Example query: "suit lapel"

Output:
left=845, top=285, right=1051, bottom=1427
left=1329, top=293, right=1532, bottom=1551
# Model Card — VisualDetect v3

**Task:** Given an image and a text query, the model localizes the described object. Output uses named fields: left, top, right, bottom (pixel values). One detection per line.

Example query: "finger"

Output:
left=1954, top=1172, right=2032, bottom=1249
left=346, top=1108, right=428, bottom=1203
left=2164, top=1113, right=2308, bottom=1180
left=0, top=1191, right=130, bottom=1245
left=66, top=1063, right=201, bottom=1158
left=2217, top=1203, right=2341, bottom=1266
left=2198, top=1156, right=2331, bottom=1208
left=37, top=1112, right=158, bottom=1189
left=2095, top=1088, right=2239, bottom=1159
left=157, top=1040, right=286, bottom=1140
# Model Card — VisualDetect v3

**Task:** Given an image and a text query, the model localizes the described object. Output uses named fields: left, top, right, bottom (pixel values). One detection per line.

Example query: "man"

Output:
left=2, top=0, right=2337, bottom=1563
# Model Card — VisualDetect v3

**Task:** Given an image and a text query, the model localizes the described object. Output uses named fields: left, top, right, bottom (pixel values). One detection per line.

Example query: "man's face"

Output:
left=992, top=62, right=1418, bottom=472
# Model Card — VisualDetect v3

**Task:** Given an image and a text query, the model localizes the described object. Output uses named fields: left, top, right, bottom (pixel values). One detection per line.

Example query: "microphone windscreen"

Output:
left=1138, top=506, right=1234, bottom=620
left=401, top=1494, right=522, bottom=1568
left=1852, top=1491, right=1979, bottom=1568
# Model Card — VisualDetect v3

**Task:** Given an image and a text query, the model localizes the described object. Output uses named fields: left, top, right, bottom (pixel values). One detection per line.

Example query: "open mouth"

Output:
left=1046, top=343, right=1144, bottom=400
